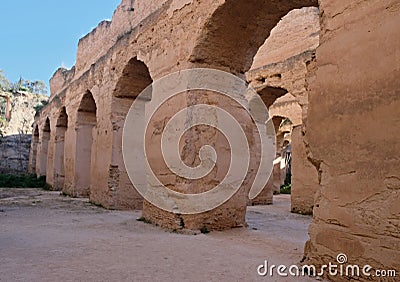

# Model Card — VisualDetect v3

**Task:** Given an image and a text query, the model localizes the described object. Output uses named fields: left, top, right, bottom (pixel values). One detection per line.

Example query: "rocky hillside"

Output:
left=0, top=91, right=49, bottom=174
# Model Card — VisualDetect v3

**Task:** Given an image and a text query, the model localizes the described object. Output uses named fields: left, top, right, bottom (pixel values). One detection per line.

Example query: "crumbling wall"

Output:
left=74, top=0, right=170, bottom=78
left=0, top=135, right=31, bottom=174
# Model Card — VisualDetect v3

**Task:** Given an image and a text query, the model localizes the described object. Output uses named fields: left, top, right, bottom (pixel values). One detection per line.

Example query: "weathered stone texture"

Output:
left=290, top=125, right=318, bottom=214
left=0, top=135, right=32, bottom=174
left=304, top=0, right=400, bottom=277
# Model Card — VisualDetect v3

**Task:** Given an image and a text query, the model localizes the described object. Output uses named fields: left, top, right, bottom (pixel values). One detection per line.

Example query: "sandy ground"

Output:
left=0, top=189, right=322, bottom=282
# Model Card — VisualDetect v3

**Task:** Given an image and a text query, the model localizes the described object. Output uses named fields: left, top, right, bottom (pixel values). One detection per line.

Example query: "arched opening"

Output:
left=239, top=5, right=319, bottom=225
left=190, top=0, right=318, bottom=74
left=53, top=107, right=68, bottom=190
left=138, top=0, right=320, bottom=232
left=259, top=86, right=289, bottom=108
left=181, top=0, right=320, bottom=233
left=192, top=3, right=319, bottom=199
left=106, top=57, right=152, bottom=209
left=38, top=118, right=50, bottom=176
left=75, top=91, right=97, bottom=197
left=252, top=90, right=302, bottom=205
left=272, top=116, right=293, bottom=195
left=30, top=125, right=39, bottom=173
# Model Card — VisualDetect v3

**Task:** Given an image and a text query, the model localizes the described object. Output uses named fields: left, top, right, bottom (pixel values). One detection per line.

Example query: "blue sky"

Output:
left=0, top=0, right=121, bottom=90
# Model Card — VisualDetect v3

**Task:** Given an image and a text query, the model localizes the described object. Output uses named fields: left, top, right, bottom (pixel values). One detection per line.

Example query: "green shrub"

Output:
left=200, top=226, right=210, bottom=234
left=280, top=183, right=291, bottom=194
left=0, top=174, right=46, bottom=188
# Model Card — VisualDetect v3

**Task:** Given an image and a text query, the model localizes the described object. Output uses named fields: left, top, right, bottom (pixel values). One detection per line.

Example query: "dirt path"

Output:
left=0, top=189, right=321, bottom=282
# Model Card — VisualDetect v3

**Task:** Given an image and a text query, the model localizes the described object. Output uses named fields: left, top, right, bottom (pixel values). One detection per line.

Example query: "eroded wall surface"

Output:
left=304, top=0, right=400, bottom=276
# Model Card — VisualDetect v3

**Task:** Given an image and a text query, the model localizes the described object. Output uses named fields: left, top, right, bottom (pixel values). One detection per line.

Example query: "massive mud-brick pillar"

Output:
left=71, top=91, right=97, bottom=197
left=37, top=118, right=51, bottom=177
left=251, top=115, right=286, bottom=205
left=304, top=0, right=400, bottom=275
left=29, top=126, right=39, bottom=174
left=53, top=107, right=68, bottom=190
left=90, top=57, right=152, bottom=210
left=290, top=125, right=318, bottom=214
left=140, top=82, right=268, bottom=231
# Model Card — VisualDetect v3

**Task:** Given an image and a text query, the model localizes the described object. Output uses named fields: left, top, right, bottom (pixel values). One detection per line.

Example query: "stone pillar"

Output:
left=38, top=131, right=49, bottom=176
left=107, top=96, right=144, bottom=210
left=46, top=131, right=55, bottom=188
left=74, top=123, right=94, bottom=197
left=53, top=126, right=67, bottom=190
left=29, top=130, right=39, bottom=174
left=304, top=0, right=400, bottom=274
left=290, top=125, right=318, bottom=214
left=133, top=70, right=274, bottom=231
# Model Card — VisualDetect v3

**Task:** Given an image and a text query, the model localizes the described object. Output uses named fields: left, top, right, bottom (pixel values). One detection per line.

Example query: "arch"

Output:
left=113, top=57, right=153, bottom=98
left=53, top=107, right=68, bottom=190
left=190, top=0, right=318, bottom=74
left=38, top=118, right=51, bottom=176
left=56, top=107, right=68, bottom=127
left=78, top=91, right=97, bottom=117
left=75, top=91, right=97, bottom=197
left=270, top=116, right=293, bottom=196
left=102, top=57, right=152, bottom=209
left=269, top=93, right=302, bottom=127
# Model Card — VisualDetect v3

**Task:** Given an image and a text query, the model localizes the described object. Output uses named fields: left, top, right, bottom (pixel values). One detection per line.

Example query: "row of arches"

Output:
left=30, top=58, right=152, bottom=209
left=30, top=0, right=320, bottom=225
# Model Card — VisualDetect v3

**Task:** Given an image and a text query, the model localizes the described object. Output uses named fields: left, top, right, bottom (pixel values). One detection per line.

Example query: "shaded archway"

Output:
left=259, top=86, right=289, bottom=109
left=53, top=107, right=68, bottom=190
left=250, top=86, right=291, bottom=205
left=191, top=1, right=319, bottom=211
left=38, top=118, right=50, bottom=176
left=75, top=91, right=97, bottom=197
left=106, top=57, right=152, bottom=209
left=142, top=0, right=319, bottom=231
left=272, top=116, right=293, bottom=195
left=190, top=0, right=318, bottom=74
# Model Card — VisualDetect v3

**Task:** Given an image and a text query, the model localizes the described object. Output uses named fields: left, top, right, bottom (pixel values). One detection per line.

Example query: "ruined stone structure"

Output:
left=0, top=92, right=48, bottom=174
left=247, top=6, right=319, bottom=209
left=30, top=0, right=400, bottom=277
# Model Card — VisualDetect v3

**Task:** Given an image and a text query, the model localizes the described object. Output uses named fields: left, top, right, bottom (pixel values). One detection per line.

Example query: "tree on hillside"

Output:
left=0, top=71, right=48, bottom=95
left=12, top=77, right=48, bottom=95
left=23, top=80, right=48, bottom=95
left=11, top=77, right=25, bottom=92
